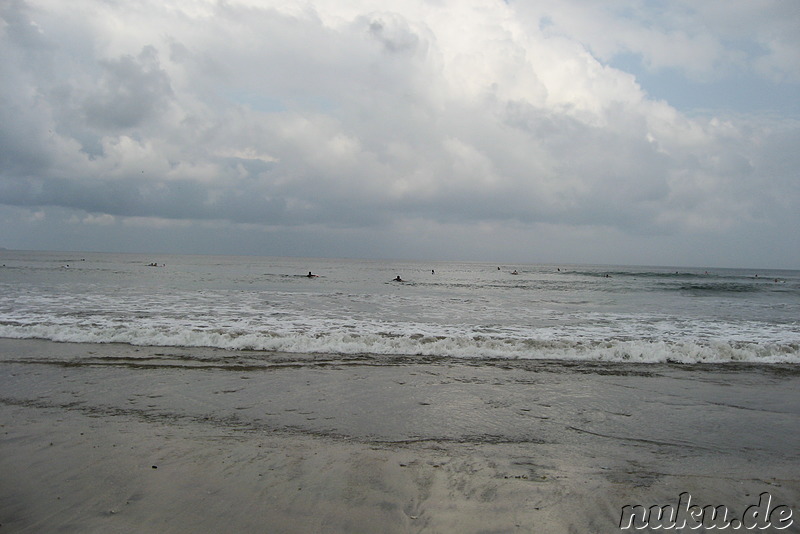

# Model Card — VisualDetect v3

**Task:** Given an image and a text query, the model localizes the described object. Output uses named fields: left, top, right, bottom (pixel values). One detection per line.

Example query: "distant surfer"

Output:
left=511, top=270, right=518, bottom=275
left=394, top=275, right=403, bottom=282
left=306, top=271, right=318, bottom=278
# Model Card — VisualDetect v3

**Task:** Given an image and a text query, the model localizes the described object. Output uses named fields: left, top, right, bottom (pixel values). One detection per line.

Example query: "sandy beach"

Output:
left=1, top=338, right=798, bottom=532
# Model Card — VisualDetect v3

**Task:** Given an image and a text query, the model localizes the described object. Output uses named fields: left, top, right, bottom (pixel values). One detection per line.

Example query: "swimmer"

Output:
left=394, top=275, right=403, bottom=282
left=511, top=270, right=518, bottom=275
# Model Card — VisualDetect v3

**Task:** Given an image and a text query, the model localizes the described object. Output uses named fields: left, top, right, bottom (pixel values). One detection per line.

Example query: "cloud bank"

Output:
left=1, top=0, right=798, bottom=266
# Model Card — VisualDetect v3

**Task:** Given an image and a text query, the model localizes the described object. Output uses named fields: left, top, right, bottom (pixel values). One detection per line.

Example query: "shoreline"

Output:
left=2, top=338, right=798, bottom=532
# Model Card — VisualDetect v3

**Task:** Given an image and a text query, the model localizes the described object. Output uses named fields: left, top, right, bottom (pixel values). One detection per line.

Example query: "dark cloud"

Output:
left=0, top=0, right=798, bottom=267
left=84, top=46, right=174, bottom=129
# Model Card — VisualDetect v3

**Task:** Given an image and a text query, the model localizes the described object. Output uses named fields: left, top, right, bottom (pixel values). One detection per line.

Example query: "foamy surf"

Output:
left=1, top=323, right=797, bottom=364
left=1, top=251, right=798, bottom=365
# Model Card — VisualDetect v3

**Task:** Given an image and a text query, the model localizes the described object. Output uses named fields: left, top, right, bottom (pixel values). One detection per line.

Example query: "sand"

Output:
left=1, top=338, right=798, bottom=533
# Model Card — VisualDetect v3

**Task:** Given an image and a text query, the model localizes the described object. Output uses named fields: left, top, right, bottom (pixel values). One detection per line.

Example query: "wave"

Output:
left=674, top=282, right=761, bottom=294
left=574, top=270, right=713, bottom=279
left=1, top=323, right=797, bottom=365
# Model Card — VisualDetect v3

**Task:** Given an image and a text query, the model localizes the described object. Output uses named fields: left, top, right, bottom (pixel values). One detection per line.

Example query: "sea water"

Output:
left=0, top=250, right=798, bottom=364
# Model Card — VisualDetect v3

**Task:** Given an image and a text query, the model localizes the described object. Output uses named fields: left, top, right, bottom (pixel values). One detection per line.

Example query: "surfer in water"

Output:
left=306, top=271, right=318, bottom=278
left=394, top=275, right=403, bottom=282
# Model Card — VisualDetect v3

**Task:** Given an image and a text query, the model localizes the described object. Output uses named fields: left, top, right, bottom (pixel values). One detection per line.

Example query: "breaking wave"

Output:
left=1, top=323, right=797, bottom=364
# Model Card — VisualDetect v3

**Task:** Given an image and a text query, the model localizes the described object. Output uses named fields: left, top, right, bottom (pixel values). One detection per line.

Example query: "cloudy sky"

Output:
left=1, top=0, right=799, bottom=268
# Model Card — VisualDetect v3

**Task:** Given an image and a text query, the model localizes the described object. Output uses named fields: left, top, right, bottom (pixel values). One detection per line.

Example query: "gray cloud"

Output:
left=0, top=0, right=798, bottom=267
left=83, top=46, right=174, bottom=130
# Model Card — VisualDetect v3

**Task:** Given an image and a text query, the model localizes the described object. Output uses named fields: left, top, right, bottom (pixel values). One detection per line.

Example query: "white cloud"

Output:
left=516, top=0, right=800, bottom=83
left=0, top=0, right=798, bottom=267
left=76, top=213, right=115, bottom=226
left=121, top=215, right=193, bottom=229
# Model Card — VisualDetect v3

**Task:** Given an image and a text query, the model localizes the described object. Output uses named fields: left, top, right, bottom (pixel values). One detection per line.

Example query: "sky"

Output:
left=1, top=0, right=799, bottom=268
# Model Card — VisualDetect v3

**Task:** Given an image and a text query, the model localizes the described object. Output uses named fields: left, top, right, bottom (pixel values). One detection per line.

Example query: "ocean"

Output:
left=1, top=250, right=798, bottom=364
left=2, top=250, right=799, bottom=532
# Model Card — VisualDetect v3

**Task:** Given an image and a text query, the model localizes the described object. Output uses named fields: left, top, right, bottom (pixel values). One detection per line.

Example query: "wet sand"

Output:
left=1, top=338, right=798, bottom=532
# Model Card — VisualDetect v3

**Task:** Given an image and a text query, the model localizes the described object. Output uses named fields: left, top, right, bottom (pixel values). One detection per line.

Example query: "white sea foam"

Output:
left=1, top=322, right=797, bottom=364
left=1, top=252, right=798, bottom=364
